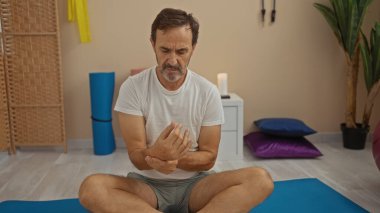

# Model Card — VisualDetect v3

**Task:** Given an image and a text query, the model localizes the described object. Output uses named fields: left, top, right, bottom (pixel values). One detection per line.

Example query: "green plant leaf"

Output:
left=372, top=23, right=380, bottom=84
left=357, top=0, right=373, bottom=28
left=346, top=1, right=360, bottom=57
left=360, top=22, right=380, bottom=92
left=361, top=30, right=370, bottom=52
left=359, top=36, right=372, bottom=92
left=326, top=0, right=372, bottom=59
left=332, top=0, right=349, bottom=52
left=313, top=3, right=342, bottom=44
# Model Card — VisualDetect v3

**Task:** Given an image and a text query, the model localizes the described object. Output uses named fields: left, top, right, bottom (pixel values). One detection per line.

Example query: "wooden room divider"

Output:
left=0, top=34, right=11, bottom=153
left=0, top=0, right=66, bottom=154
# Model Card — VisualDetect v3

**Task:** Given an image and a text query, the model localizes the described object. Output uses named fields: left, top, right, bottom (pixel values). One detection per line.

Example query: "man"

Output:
left=79, top=8, right=273, bottom=213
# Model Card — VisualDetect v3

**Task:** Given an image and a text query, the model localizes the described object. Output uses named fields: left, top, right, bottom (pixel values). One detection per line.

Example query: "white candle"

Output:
left=217, top=73, right=228, bottom=96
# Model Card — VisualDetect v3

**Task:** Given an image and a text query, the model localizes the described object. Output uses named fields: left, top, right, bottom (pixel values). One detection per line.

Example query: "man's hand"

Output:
left=149, top=122, right=192, bottom=160
left=145, top=156, right=178, bottom=174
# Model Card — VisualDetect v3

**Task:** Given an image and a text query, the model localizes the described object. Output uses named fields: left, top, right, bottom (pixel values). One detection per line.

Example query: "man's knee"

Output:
left=243, top=167, right=274, bottom=194
left=79, top=174, right=108, bottom=207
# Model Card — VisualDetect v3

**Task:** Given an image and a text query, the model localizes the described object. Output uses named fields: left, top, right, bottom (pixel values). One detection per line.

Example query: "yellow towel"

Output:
left=68, top=0, right=91, bottom=43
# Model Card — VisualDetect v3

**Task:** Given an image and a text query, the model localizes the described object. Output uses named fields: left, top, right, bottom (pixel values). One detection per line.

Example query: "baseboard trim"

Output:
left=306, top=132, right=372, bottom=143
left=66, top=132, right=373, bottom=151
left=5, top=132, right=372, bottom=154
left=66, top=137, right=126, bottom=150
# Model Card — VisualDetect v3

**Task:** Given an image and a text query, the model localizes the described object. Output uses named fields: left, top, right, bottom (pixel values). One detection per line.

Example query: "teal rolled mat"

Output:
left=89, top=72, right=115, bottom=155
left=89, top=72, right=115, bottom=121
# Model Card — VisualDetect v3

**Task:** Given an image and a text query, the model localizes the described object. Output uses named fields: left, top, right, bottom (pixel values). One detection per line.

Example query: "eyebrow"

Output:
left=160, top=47, right=170, bottom=51
left=159, top=46, right=189, bottom=52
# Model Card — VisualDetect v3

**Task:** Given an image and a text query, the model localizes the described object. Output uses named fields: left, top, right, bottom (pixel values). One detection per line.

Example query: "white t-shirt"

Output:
left=114, top=66, right=224, bottom=179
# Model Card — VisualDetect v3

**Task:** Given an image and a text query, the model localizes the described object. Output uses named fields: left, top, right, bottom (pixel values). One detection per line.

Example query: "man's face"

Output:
left=151, top=25, right=195, bottom=84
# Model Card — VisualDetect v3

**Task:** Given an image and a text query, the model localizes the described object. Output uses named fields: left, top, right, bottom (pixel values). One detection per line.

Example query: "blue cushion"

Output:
left=254, top=118, right=316, bottom=137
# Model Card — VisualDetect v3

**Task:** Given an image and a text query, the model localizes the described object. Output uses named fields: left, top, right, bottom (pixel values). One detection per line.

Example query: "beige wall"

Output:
left=58, top=0, right=380, bottom=140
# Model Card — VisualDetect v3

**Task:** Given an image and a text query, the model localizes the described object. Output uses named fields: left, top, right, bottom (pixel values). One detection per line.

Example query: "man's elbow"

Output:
left=132, top=161, right=145, bottom=170
left=203, top=161, right=215, bottom=170
left=203, top=153, right=217, bottom=170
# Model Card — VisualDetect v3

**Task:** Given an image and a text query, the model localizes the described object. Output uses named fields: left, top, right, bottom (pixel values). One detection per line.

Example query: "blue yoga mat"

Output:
left=250, top=178, right=368, bottom=213
left=89, top=72, right=115, bottom=121
left=89, top=72, right=116, bottom=155
left=0, top=178, right=368, bottom=213
left=0, top=199, right=88, bottom=213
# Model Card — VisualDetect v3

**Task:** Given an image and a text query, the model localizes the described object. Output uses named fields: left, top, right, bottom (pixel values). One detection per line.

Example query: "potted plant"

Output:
left=313, top=0, right=379, bottom=149
left=342, top=22, right=380, bottom=149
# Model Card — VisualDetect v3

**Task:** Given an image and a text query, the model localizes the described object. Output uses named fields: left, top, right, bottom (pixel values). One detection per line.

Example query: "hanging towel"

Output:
left=68, top=0, right=91, bottom=43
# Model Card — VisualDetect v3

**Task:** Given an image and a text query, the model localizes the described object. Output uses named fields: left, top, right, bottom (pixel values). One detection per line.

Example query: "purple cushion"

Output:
left=244, top=132, right=322, bottom=158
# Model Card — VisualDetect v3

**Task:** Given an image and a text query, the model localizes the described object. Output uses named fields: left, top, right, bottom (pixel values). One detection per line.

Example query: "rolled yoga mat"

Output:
left=91, top=120, right=115, bottom=155
left=89, top=72, right=115, bottom=121
left=89, top=72, right=115, bottom=155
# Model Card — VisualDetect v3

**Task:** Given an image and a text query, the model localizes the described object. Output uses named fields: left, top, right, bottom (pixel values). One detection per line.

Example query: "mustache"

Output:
left=163, top=64, right=182, bottom=72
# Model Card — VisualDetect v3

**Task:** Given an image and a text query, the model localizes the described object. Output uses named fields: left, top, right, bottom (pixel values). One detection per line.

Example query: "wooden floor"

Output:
left=0, top=136, right=379, bottom=212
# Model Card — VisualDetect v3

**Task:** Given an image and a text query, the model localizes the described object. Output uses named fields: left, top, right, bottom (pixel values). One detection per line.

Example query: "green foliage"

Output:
left=360, top=23, right=380, bottom=92
left=314, top=0, right=373, bottom=59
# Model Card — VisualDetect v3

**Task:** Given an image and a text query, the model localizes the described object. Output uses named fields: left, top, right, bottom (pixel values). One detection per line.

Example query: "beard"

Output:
left=160, top=63, right=185, bottom=82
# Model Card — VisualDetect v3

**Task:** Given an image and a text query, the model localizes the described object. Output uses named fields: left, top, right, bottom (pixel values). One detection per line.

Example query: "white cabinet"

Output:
left=218, top=93, right=243, bottom=160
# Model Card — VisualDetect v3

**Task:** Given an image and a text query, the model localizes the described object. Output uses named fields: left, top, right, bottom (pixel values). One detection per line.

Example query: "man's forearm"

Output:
left=177, top=151, right=216, bottom=171
left=129, top=148, right=155, bottom=170
left=129, top=146, right=175, bottom=170
left=130, top=148, right=179, bottom=174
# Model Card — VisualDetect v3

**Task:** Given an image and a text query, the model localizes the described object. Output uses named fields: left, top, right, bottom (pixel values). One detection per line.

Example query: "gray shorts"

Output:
left=127, top=172, right=212, bottom=213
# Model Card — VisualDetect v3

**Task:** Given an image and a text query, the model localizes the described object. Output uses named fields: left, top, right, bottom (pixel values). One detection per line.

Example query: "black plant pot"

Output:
left=340, top=123, right=369, bottom=150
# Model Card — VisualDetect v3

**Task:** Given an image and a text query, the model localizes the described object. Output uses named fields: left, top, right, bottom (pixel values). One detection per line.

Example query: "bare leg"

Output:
left=189, top=167, right=274, bottom=213
left=79, top=173, right=161, bottom=213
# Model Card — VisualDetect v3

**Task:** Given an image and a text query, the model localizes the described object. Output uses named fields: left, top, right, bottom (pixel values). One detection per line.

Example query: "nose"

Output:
left=166, top=52, right=178, bottom=66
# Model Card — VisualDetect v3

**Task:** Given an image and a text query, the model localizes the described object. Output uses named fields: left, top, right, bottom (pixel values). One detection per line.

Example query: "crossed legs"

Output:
left=79, top=166, right=273, bottom=213
left=188, top=167, right=273, bottom=213
left=79, top=174, right=159, bottom=213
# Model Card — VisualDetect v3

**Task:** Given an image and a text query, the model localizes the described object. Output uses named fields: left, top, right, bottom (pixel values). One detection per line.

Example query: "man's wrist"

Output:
left=144, top=146, right=160, bottom=158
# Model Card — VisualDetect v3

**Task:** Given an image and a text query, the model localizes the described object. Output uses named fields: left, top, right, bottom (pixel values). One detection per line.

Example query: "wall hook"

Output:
left=261, top=0, right=266, bottom=23
left=271, top=0, right=276, bottom=23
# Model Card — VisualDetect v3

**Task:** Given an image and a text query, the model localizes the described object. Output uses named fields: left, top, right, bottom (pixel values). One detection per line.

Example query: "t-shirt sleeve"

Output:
left=114, top=78, right=143, bottom=116
left=201, top=86, right=225, bottom=126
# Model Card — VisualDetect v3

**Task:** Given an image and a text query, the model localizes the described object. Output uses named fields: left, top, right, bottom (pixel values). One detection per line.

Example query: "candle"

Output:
left=217, top=73, right=228, bottom=96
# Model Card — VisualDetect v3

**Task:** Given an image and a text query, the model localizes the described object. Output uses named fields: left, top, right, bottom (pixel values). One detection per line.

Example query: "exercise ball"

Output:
left=373, top=121, right=380, bottom=171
